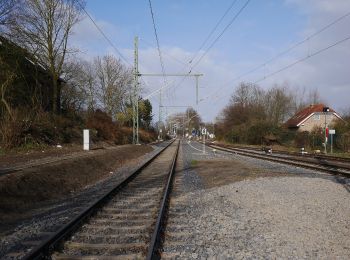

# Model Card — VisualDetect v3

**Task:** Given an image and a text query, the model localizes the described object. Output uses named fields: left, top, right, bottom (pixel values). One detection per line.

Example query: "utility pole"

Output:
left=133, top=36, right=139, bottom=144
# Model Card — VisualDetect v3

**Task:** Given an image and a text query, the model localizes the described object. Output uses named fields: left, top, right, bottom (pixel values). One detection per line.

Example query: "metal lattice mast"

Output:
left=133, top=36, right=139, bottom=144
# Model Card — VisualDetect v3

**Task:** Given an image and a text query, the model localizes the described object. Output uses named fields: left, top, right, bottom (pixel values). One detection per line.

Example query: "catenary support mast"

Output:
left=133, top=36, right=139, bottom=144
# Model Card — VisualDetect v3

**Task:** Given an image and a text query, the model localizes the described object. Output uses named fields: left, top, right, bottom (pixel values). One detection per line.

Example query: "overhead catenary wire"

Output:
left=77, top=2, right=155, bottom=109
left=204, top=35, right=350, bottom=105
left=147, top=0, right=251, bottom=105
left=188, top=0, right=238, bottom=64
left=190, top=0, right=251, bottom=72
left=140, top=37, right=188, bottom=66
left=78, top=3, right=131, bottom=66
left=202, top=10, right=350, bottom=102
left=254, top=35, right=350, bottom=83
left=147, top=0, right=171, bottom=122
left=139, top=0, right=239, bottom=100
left=148, top=0, right=167, bottom=83
left=226, top=10, right=350, bottom=85
left=143, top=77, right=179, bottom=99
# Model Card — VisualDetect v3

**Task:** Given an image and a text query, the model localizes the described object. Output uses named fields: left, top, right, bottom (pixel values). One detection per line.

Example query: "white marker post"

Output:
left=83, top=129, right=90, bottom=151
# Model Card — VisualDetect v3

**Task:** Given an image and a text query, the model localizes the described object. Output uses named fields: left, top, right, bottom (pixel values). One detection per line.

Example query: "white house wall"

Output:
left=298, top=112, right=339, bottom=132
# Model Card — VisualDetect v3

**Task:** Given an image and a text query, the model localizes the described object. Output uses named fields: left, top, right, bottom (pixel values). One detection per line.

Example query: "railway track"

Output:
left=207, top=143, right=350, bottom=177
left=19, top=139, right=179, bottom=260
left=222, top=144, right=350, bottom=163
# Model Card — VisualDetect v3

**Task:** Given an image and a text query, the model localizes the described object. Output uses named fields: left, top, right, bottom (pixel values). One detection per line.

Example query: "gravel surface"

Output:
left=162, top=140, right=350, bottom=259
left=0, top=142, right=168, bottom=259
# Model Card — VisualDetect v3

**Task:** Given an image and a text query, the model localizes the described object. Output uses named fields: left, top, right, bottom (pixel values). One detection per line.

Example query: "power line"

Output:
left=79, top=4, right=131, bottom=66
left=254, top=35, right=350, bottom=83
left=189, top=0, right=238, bottom=64
left=203, top=10, right=350, bottom=101
left=204, top=35, right=350, bottom=105
left=140, top=37, right=188, bottom=66
left=79, top=3, right=155, bottom=110
left=147, top=0, right=167, bottom=81
left=229, top=10, right=350, bottom=84
left=148, top=0, right=170, bottom=126
left=190, top=0, right=251, bottom=71
left=152, top=0, right=250, bottom=104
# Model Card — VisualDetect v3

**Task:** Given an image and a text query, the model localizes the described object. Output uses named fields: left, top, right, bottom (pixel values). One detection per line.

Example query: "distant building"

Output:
left=284, top=104, right=342, bottom=132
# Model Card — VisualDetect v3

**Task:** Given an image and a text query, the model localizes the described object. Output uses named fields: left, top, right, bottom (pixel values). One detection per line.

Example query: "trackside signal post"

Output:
left=323, top=107, right=329, bottom=154
left=329, top=129, right=335, bottom=154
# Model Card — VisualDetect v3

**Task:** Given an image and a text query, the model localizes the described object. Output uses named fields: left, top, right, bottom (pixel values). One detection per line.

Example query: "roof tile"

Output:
left=284, top=104, right=335, bottom=127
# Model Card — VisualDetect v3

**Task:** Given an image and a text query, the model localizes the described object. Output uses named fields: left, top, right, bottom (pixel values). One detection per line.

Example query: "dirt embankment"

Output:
left=0, top=145, right=153, bottom=213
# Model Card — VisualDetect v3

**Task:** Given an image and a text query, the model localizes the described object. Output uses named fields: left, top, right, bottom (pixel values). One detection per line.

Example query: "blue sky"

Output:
left=72, top=0, right=350, bottom=122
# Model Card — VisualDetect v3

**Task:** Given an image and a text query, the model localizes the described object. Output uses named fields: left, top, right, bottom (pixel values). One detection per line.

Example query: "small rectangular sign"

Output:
left=329, top=129, right=335, bottom=135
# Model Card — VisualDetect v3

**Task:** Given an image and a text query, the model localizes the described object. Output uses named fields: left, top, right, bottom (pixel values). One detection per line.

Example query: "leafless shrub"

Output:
left=0, top=108, right=34, bottom=149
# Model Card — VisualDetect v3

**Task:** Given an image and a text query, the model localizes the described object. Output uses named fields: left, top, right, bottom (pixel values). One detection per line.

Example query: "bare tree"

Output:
left=94, top=55, right=132, bottom=118
left=0, top=58, right=15, bottom=118
left=307, top=88, right=322, bottom=105
left=291, top=87, right=324, bottom=113
left=231, top=82, right=265, bottom=108
left=230, top=82, right=266, bottom=121
left=265, top=84, right=294, bottom=125
left=61, top=59, right=96, bottom=112
left=82, top=61, right=97, bottom=112
left=9, top=0, right=85, bottom=113
left=0, top=0, right=19, bottom=27
left=186, top=107, right=202, bottom=130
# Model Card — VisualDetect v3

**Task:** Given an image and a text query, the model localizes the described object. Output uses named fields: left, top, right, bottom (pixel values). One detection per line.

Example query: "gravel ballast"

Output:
left=162, top=141, right=350, bottom=259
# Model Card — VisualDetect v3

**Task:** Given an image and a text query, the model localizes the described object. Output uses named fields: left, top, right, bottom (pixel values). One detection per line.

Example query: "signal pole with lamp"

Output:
left=329, top=129, right=335, bottom=154
left=323, top=107, right=330, bottom=154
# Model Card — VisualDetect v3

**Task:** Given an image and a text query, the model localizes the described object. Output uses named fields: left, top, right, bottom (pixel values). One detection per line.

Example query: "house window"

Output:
left=313, top=114, right=320, bottom=120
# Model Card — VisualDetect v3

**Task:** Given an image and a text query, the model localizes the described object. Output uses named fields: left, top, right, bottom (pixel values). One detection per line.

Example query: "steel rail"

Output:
left=223, top=146, right=350, bottom=171
left=224, top=144, right=350, bottom=163
left=146, top=140, right=180, bottom=260
left=23, top=139, right=175, bottom=260
left=208, top=143, right=350, bottom=177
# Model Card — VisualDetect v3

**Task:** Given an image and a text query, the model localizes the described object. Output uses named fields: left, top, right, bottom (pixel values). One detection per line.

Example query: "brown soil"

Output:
left=0, top=142, right=112, bottom=168
left=193, top=158, right=297, bottom=189
left=0, top=144, right=153, bottom=216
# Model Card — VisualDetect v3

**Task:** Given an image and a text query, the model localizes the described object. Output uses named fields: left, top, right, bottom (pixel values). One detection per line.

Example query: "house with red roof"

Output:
left=284, top=104, right=342, bottom=132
